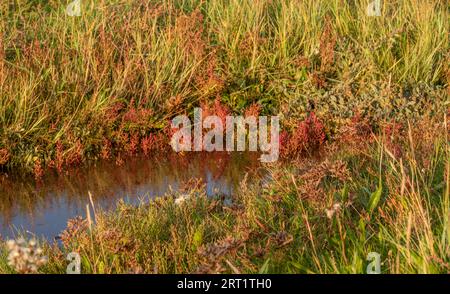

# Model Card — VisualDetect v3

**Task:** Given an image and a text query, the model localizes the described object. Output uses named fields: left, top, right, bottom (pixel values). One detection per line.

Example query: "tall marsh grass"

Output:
left=0, top=0, right=448, bottom=172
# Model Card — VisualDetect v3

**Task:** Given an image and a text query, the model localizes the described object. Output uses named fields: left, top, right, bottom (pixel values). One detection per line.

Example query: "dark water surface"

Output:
left=0, top=152, right=262, bottom=240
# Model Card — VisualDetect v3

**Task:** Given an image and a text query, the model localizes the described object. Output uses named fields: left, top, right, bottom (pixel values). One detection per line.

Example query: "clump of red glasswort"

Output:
left=280, top=112, right=326, bottom=157
left=33, top=160, right=44, bottom=181
left=201, top=97, right=231, bottom=126
left=122, top=98, right=154, bottom=127
left=141, top=132, right=168, bottom=156
left=244, top=103, right=261, bottom=118
left=48, top=139, right=84, bottom=173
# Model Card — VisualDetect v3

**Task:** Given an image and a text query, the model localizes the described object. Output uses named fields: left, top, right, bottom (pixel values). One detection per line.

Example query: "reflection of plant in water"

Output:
left=33, top=160, right=44, bottom=181
left=0, top=153, right=261, bottom=235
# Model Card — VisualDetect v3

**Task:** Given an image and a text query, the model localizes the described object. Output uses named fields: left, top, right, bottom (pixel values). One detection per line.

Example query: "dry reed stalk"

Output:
left=86, top=204, right=93, bottom=231
left=0, top=30, right=4, bottom=82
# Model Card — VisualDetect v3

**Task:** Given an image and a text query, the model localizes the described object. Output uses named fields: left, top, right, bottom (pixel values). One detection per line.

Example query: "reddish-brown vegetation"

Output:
left=281, top=112, right=326, bottom=157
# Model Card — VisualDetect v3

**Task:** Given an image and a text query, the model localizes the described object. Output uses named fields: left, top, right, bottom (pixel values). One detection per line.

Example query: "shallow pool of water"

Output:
left=0, top=152, right=262, bottom=240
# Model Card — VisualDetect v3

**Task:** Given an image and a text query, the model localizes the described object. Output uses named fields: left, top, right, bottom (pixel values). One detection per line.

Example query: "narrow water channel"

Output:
left=0, top=152, right=262, bottom=240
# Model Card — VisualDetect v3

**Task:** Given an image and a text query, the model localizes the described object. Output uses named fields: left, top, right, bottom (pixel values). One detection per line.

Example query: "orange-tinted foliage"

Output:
left=0, top=148, right=10, bottom=166
left=281, top=112, right=326, bottom=157
left=33, top=160, right=44, bottom=180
